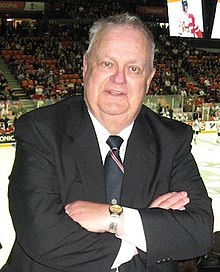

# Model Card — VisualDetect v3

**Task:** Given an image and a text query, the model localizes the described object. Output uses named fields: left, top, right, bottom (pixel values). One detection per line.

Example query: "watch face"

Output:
left=110, top=204, right=123, bottom=215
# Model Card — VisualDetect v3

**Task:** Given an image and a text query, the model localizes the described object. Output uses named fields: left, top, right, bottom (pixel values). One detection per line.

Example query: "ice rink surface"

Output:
left=0, top=133, right=219, bottom=268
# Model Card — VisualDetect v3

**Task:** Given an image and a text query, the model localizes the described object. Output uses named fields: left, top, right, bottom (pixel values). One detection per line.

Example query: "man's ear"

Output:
left=83, top=54, right=88, bottom=78
left=145, top=68, right=156, bottom=95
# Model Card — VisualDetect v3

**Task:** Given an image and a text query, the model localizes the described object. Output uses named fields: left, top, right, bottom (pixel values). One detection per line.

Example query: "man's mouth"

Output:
left=106, top=90, right=124, bottom=96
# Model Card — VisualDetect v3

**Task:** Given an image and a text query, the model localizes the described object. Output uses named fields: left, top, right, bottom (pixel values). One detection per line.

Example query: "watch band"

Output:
left=108, top=214, right=120, bottom=233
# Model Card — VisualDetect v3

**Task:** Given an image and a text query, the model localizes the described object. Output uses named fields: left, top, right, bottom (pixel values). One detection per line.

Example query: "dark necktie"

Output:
left=104, top=135, right=124, bottom=204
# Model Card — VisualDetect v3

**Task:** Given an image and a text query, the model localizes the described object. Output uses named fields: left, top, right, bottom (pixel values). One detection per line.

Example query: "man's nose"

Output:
left=111, top=68, right=126, bottom=84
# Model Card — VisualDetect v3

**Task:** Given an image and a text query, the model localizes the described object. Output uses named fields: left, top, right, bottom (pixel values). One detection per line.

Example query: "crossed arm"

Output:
left=65, top=191, right=190, bottom=236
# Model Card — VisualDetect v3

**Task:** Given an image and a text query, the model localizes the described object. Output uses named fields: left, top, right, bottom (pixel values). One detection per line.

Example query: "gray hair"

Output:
left=85, top=13, right=155, bottom=68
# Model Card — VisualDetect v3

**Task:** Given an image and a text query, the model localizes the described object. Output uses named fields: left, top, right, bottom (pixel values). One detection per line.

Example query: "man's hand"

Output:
left=149, top=191, right=190, bottom=210
left=65, top=201, right=111, bottom=233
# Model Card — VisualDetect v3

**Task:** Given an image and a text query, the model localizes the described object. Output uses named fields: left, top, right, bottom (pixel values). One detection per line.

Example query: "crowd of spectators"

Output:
left=0, top=0, right=220, bottom=129
left=58, top=1, right=125, bottom=21
left=149, top=30, right=220, bottom=119
left=0, top=99, right=26, bottom=135
left=1, top=21, right=86, bottom=100
left=152, top=33, right=220, bottom=101
left=0, top=71, right=8, bottom=100
left=0, top=71, right=18, bottom=101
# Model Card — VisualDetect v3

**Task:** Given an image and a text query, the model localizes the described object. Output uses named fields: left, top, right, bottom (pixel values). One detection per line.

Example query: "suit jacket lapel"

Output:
left=121, top=112, right=158, bottom=208
left=65, top=98, right=106, bottom=203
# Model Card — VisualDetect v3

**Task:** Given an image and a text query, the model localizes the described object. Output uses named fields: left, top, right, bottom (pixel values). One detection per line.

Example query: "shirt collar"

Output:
left=88, top=110, right=134, bottom=162
left=88, top=109, right=133, bottom=143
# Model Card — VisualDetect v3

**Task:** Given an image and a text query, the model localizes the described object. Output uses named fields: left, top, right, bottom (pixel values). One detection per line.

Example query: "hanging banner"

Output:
left=136, top=6, right=167, bottom=18
left=0, top=2, right=45, bottom=12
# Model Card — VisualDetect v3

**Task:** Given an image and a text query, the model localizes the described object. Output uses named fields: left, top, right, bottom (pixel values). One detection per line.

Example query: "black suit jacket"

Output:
left=1, top=96, right=213, bottom=272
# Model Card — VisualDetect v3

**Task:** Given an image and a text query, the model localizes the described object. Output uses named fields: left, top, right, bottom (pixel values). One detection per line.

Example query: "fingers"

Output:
left=65, top=204, right=71, bottom=214
left=149, top=191, right=190, bottom=211
left=65, top=200, right=84, bottom=217
left=149, top=192, right=177, bottom=207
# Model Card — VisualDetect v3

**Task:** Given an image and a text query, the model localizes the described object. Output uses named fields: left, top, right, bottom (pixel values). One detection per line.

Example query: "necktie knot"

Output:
left=106, top=135, right=123, bottom=150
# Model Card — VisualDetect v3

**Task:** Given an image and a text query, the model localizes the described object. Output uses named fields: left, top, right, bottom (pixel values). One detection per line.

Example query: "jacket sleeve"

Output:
left=8, top=113, right=120, bottom=272
left=139, top=124, right=213, bottom=267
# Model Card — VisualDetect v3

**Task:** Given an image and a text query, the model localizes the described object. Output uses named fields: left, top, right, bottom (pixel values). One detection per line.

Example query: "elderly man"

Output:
left=2, top=13, right=213, bottom=272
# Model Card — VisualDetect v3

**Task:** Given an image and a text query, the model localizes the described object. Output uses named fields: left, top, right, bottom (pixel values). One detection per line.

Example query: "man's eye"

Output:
left=129, top=66, right=140, bottom=73
left=102, top=62, right=112, bottom=67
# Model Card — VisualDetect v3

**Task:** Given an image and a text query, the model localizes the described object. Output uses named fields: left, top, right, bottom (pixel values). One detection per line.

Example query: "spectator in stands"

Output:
left=0, top=71, right=9, bottom=100
left=180, top=87, right=187, bottom=97
left=2, top=13, right=213, bottom=272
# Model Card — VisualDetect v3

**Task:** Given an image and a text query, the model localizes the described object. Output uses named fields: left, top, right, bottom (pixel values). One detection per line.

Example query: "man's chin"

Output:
left=101, top=107, right=127, bottom=117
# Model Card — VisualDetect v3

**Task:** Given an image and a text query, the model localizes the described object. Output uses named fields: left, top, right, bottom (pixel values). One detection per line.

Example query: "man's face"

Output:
left=83, top=25, right=155, bottom=129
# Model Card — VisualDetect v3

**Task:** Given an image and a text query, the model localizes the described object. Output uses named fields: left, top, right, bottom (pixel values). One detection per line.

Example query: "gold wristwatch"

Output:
left=108, top=204, right=123, bottom=233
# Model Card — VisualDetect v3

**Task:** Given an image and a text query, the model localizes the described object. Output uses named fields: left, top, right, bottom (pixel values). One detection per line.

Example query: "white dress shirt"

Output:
left=88, top=111, right=147, bottom=269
